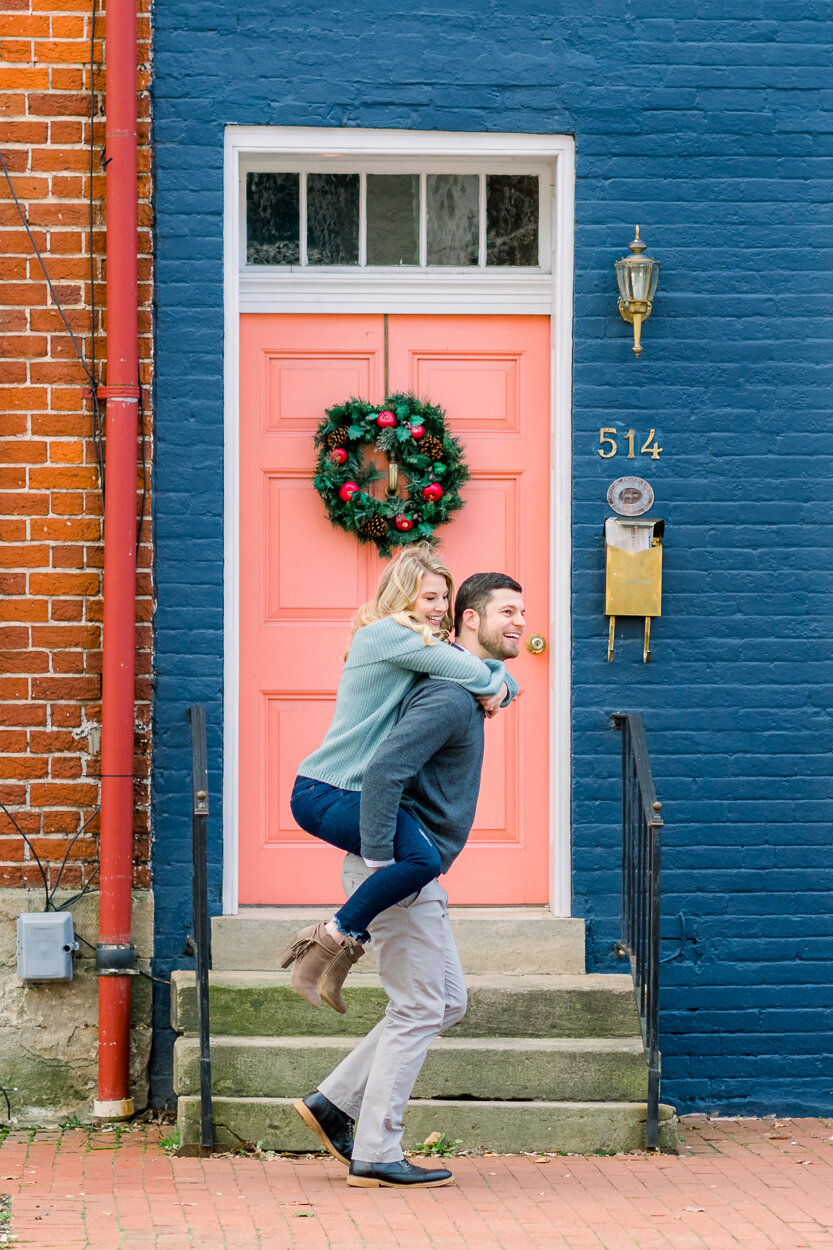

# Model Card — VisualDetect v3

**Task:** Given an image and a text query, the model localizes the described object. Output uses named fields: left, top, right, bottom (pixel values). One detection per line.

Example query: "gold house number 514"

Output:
left=598, top=428, right=663, bottom=460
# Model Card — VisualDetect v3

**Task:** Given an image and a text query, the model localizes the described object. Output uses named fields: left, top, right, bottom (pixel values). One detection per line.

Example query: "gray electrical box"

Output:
left=17, top=912, right=79, bottom=982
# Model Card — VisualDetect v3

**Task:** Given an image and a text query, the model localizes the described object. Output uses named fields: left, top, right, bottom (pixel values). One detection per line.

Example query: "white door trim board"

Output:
left=223, top=126, right=575, bottom=917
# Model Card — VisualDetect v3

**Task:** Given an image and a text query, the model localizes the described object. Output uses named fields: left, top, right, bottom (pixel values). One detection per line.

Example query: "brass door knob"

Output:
left=526, top=634, right=546, bottom=655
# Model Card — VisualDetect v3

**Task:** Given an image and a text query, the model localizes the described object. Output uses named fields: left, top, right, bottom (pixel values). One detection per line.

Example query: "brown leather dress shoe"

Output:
left=348, top=1158, right=453, bottom=1188
left=294, top=1090, right=354, bottom=1164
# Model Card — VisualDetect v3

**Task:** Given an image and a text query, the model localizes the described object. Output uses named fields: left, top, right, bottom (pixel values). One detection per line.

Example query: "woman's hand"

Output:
left=478, top=683, right=507, bottom=718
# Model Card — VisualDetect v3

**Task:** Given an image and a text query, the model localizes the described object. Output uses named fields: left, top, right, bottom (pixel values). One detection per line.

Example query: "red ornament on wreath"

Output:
left=339, top=481, right=359, bottom=502
left=394, top=515, right=413, bottom=532
left=410, top=424, right=424, bottom=440
left=422, top=483, right=443, bottom=502
left=329, top=448, right=347, bottom=465
left=377, top=410, right=396, bottom=428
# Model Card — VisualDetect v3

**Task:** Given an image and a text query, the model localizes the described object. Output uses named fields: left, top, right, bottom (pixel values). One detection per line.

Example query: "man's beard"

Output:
left=477, top=622, right=518, bottom=661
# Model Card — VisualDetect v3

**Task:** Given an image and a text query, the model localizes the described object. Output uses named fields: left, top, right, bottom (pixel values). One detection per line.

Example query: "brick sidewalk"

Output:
left=2, top=1116, right=833, bottom=1249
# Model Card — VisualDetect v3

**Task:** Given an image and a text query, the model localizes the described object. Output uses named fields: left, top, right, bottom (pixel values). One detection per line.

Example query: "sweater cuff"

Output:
left=501, top=672, right=519, bottom=706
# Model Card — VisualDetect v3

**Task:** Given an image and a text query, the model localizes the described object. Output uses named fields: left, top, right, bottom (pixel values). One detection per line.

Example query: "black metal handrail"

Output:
left=186, top=705, right=213, bottom=1152
left=612, top=712, right=663, bottom=1150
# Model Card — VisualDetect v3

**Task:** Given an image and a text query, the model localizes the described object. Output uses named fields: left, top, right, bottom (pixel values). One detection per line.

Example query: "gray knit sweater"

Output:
left=297, top=616, right=516, bottom=792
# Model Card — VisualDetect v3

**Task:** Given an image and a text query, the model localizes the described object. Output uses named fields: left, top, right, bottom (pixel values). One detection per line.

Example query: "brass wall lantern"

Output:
left=615, top=226, right=660, bottom=358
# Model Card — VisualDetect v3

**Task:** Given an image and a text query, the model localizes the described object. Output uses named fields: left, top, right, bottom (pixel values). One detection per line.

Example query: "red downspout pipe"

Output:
left=94, top=0, right=139, bottom=1119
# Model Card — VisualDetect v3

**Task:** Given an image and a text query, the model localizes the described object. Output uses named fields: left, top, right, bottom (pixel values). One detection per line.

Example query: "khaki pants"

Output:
left=317, top=853, right=468, bottom=1164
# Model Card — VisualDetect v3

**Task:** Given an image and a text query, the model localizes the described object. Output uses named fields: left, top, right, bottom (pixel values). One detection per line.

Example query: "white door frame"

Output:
left=223, top=125, right=575, bottom=916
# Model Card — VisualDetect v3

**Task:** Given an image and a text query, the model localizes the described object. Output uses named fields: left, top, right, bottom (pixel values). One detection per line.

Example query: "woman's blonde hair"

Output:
left=349, top=543, right=454, bottom=649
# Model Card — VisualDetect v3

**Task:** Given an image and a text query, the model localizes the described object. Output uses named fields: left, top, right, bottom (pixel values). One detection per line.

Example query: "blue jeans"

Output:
left=290, top=776, right=442, bottom=942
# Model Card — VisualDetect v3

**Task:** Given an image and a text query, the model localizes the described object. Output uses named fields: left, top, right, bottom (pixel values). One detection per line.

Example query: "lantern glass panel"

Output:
left=628, top=259, right=654, bottom=302
left=647, top=261, right=659, bottom=302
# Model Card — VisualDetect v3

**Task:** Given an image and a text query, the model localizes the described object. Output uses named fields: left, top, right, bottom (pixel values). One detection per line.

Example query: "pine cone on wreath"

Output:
left=326, top=426, right=351, bottom=449
left=421, top=434, right=445, bottom=461
left=361, top=513, right=389, bottom=541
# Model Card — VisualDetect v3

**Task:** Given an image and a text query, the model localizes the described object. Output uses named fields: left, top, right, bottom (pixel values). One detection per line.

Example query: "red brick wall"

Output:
left=0, top=0, right=152, bottom=892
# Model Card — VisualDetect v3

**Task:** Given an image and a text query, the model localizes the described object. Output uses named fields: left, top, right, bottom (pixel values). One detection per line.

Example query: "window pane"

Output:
left=246, top=172, right=299, bottom=265
left=426, top=174, right=479, bottom=266
left=367, top=174, right=419, bottom=266
left=307, top=173, right=359, bottom=265
left=486, top=174, right=539, bottom=266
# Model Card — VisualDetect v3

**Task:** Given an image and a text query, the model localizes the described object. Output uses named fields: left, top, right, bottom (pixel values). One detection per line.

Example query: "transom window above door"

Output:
left=243, top=165, right=549, bottom=271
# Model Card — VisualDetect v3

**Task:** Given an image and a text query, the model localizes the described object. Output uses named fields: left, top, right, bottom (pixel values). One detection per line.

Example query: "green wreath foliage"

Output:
left=312, top=392, right=470, bottom=558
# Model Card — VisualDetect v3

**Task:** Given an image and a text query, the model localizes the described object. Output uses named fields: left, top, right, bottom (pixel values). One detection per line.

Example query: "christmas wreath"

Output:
left=312, top=393, right=469, bottom=557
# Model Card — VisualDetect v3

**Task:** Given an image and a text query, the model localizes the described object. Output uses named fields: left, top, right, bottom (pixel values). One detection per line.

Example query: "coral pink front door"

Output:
left=238, top=314, right=551, bottom=904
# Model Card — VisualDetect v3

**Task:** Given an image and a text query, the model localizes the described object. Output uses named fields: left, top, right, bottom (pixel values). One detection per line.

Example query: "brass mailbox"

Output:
left=604, top=517, right=664, bottom=663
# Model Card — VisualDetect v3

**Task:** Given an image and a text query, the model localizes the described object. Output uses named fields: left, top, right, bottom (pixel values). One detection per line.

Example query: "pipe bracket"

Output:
left=96, top=942, right=136, bottom=974
left=82, top=384, right=141, bottom=402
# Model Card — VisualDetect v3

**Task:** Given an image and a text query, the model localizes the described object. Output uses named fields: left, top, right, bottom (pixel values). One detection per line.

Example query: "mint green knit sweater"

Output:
left=297, top=616, right=517, bottom=792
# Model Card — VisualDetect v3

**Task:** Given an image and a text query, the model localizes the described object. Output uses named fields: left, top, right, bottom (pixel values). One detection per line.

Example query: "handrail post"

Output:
left=646, top=807, right=663, bottom=1149
left=188, top=705, right=213, bottom=1153
left=612, top=712, right=664, bottom=1151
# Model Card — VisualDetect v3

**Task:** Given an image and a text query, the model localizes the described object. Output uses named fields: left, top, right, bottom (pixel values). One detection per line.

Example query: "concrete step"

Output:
left=171, top=971, right=641, bottom=1040
left=212, top=908, right=586, bottom=975
left=173, top=1035, right=649, bottom=1103
left=177, top=1095, right=678, bottom=1154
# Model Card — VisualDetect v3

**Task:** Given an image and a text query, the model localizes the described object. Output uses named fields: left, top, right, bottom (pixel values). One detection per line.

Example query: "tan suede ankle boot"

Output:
left=318, top=938, right=365, bottom=1013
left=277, top=921, right=353, bottom=1008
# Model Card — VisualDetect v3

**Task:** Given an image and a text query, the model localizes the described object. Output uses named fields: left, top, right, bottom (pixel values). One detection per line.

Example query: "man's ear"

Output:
left=460, top=607, right=480, bottom=633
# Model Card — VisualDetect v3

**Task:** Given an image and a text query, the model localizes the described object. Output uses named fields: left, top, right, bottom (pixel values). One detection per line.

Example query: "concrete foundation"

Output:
left=0, top=888, right=153, bottom=1126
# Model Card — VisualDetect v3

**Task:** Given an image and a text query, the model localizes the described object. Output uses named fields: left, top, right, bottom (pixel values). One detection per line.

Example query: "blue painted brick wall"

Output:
left=151, top=1, right=833, bottom=1110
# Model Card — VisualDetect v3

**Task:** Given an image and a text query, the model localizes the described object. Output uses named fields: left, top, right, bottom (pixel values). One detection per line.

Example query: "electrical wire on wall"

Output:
left=0, top=802, right=167, bottom=985
left=0, top=801, right=100, bottom=914
left=0, top=11, right=107, bottom=905
left=1, top=0, right=151, bottom=514
left=0, top=151, right=103, bottom=478
left=0, top=0, right=150, bottom=910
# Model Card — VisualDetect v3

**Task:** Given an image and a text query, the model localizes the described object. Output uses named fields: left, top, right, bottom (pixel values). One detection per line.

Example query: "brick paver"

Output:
left=2, top=1116, right=833, bottom=1248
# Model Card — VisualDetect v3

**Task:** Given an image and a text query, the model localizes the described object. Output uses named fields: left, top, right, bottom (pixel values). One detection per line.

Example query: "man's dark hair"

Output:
left=454, top=572, right=523, bottom=635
